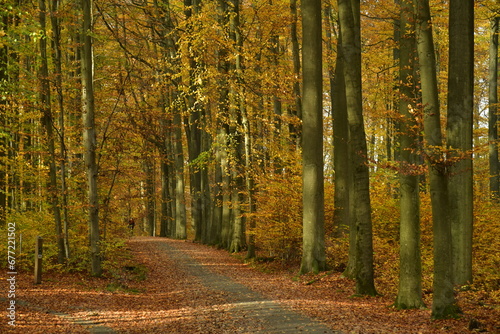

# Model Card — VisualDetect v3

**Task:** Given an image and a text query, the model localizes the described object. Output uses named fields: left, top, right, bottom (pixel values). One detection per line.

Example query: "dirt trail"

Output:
left=152, top=238, right=338, bottom=333
left=4, top=236, right=338, bottom=334
left=5, top=236, right=492, bottom=333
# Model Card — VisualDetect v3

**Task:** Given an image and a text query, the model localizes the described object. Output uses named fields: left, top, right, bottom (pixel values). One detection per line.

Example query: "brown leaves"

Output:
left=4, top=237, right=499, bottom=334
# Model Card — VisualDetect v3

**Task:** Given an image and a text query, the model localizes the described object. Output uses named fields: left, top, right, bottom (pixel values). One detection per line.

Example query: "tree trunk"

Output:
left=0, top=8, right=8, bottom=227
left=81, top=0, right=102, bottom=277
left=299, top=0, right=326, bottom=275
left=50, top=0, right=70, bottom=260
left=414, top=0, right=458, bottom=319
left=327, top=8, right=350, bottom=239
left=338, top=0, right=376, bottom=295
left=243, top=107, right=256, bottom=259
left=227, top=0, right=246, bottom=253
left=289, top=0, right=302, bottom=142
left=174, top=110, right=187, bottom=239
left=144, top=155, right=156, bottom=236
left=447, top=0, right=474, bottom=286
left=160, top=155, right=171, bottom=238
left=39, top=0, right=65, bottom=264
left=394, top=0, right=425, bottom=309
left=489, top=16, right=500, bottom=200
left=184, top=0, right=204, bottom=242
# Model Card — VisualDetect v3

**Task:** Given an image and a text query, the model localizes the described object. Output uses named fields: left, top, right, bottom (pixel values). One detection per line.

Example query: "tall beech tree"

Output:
left=338, top=0, right=376, bottom=295
left=489, top=14, right=500, bottom=200
left=394, top=0, right=425, bottom=309
left=82, top=0, right=102, bottom=276
left=290, top=0, right=302, bottom=140
left=414, top=0, right=458, bottom=319
left=50, top=0, right=71, bottom=260
left=326, top=4, right=350, bottom=240
left=0, top=2, right=8, bottom=227
left=447, top=0, right=474, bottom=286
left=39, top=0, right=66, bottom=264
left=299, top=0, right=326, bottom=275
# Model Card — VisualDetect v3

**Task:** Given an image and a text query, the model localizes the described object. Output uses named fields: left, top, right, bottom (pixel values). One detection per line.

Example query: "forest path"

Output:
left=8, top=236, right=339, bottom=334
left=145, top=237, right=339, bottom=334
left=6, top=236, right=489, bottom=333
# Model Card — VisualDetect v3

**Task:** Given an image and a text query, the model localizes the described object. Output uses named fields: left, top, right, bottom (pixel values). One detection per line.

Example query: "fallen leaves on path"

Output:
left=2, top=236, right=498, bottom=333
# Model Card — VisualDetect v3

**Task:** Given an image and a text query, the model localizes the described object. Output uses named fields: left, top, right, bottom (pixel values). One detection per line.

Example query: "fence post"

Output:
left=34, top=236, right=43, bottom=284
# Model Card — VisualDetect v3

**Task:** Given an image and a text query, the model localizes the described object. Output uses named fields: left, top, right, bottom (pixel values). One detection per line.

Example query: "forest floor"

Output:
left=2, top=236, right=499, bottom=333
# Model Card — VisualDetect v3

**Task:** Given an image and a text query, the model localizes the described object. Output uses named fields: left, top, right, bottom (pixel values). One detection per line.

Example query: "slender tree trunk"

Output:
left=81, top=0, right=102, bottom=276
left=447, top=0, right=474, bottom=286
left=220, top=126, right=232, bottom=248
left=39, top=0, right=65, bottom=264
left=289, top=0, right=302, bottom=142
left=338, top=0, right=376, bottom=295
left=327, top=9, right=350, bottom=239
left=414, top=0, right=458, bottom=319
left=144, top=154, right=156, bottom=236
left=226, top=0, right=246, bottom=253
left=168, top=132, right=177, bottom=237
left=50, top=0, right=70, bottom=260
left=184, top=0, right=204, bottom=242
left=200, top=130, right=211, bottom=244
left=0, top=7, right=8, bottom=227
left=394, top=0, right=425, bottom=309
left=211, top=128, right=226, bottom=246
left=160, top=154, right=171, bottom=238
left=174, top=110, right=187, bottom=239
left=243, top=107, right=256, bottom=259
left=489, top=16, right=500, bottom=200
left=299, top=0, right=326, bottom=275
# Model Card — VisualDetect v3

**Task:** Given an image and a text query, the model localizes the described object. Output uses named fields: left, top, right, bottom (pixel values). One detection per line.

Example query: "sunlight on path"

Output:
left=154, top=238, right=341, bottom=334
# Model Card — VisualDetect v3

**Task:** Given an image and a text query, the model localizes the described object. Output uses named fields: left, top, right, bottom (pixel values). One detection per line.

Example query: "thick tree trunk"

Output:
left=414, top=0, right=458, bottom=319
left=81, top=0, right=102, bottom=277
left=489, top=16, right=500, bottom=200
left=338, top=0, right=376, bottom=295
left=299, top=0, right=326, bottom=275
left=447, top=0, right=474, bottom=286
left=394, top=0, right=425, bottom=309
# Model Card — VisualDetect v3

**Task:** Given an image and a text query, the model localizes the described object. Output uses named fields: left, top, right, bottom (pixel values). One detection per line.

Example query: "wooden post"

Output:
left=34, top=236, right=42, bottom=284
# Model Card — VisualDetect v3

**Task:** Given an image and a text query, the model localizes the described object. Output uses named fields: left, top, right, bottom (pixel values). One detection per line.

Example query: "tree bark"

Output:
left=327, top=10, right=350, bottom=240
left=414, top=0, right=458, bottom=319
left=143, top=154, right=156, bottom=236
left=338, top=0, right=376, bottom=295
left=447, top=0, right=474, bottom=286
left=394, top=0, right=425, bottom=309
left=0, top=6, right=9, bottom=227
left=50, top=0, right=70, bottom=260
left=39, top=0, right=65, bottom=264
left=489, top=16, right=500, bottom=200
left=81, top=0, right=102, bottom=277
left=174, top=110, right=187, bottom=239
left=184, top=0, right=205, bottom=242
left=289, top=0, right=302, bottom=142
left=299, top=0, right=326, bottom=275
